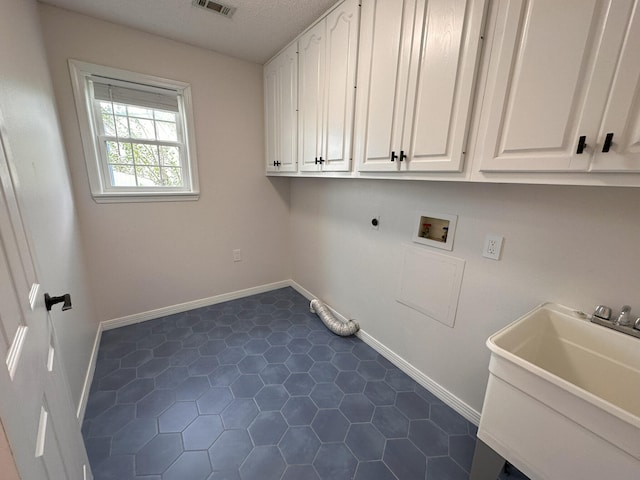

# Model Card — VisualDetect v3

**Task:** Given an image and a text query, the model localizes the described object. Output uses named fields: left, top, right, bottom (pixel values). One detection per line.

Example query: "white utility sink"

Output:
left=478, top=303, right=640, bottom=480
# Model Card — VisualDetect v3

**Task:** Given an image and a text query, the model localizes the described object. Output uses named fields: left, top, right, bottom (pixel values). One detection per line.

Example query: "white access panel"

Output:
left=396, top=245, right=465, bottom=328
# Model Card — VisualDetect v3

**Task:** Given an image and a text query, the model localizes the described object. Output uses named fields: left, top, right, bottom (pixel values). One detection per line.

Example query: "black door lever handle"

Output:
left=44, top=293, right=72, bottom=312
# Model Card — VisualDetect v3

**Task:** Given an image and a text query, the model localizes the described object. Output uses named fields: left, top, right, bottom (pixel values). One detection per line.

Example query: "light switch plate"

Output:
left=483, top=235, right=503, bottom=260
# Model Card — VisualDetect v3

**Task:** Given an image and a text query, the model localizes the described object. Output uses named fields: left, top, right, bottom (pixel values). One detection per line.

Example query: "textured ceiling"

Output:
left=37, top=0, right=337, bottom=64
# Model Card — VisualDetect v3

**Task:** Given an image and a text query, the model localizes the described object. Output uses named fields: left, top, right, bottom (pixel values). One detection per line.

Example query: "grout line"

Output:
left=79, top=279, right=481, bottom=428
left=288, top=279, right=481, bottom=425
left=77, top=280, right=290, bottom=422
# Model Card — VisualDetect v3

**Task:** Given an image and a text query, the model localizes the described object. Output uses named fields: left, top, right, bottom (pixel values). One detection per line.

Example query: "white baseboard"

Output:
left=289, top=281, right=315, bottom=306
left=289, top=280, right=481, bottom=425
left=101, top=280, right=290, bottom=331
left=78, top=278, right=480, bottom=426
left=76, top=324, right=103, bottom=421
left=356, top=329, right=481, bottom=425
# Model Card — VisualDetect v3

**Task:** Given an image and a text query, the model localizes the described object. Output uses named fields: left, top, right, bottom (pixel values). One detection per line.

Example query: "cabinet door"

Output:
left=278, top=43, right=299, bottom=172
left=264, top=44, right=298, bottom=174
left=322, top=0, right=359, bottom=172
left=354, top=0, right=416, bottom=172
left=476, top=0, right=620, bottom=172
left=264, top=60, right=279, bottom=172
left=298, top=21, right=325, bottom=172
left=402, top=0, right=486, bottom=172
left=591, top=0, right=640, bottom=171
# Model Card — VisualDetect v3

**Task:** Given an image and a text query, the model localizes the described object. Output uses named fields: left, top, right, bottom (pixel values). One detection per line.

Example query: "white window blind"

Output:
left=91, top=77, right=180, bottom=112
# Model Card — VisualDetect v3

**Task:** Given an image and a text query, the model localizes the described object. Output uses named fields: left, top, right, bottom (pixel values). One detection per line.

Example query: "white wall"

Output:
left=290, top=178, right=640, bottom=412
left=0, top=419, right=19, bottom=480
left=0, top=0, right=97, bottom=409
left=38, top=4, right=291, bottom=323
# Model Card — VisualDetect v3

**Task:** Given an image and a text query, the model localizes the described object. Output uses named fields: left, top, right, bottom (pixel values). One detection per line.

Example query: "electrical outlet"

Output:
left=483, top=235, right=503, bottom=260
left=233, top=249, right=242, bottom=262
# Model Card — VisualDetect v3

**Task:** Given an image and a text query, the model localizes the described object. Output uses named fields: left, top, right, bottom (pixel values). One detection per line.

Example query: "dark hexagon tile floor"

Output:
left=83, top=287, right=530, bottom=480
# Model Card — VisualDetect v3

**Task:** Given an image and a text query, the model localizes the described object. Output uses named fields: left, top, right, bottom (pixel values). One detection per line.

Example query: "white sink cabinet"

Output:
left=476, top=303, right=640, bottom=479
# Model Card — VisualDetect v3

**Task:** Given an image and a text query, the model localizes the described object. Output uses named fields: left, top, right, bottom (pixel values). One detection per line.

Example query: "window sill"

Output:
left=91, top=192, right=200, bottom=204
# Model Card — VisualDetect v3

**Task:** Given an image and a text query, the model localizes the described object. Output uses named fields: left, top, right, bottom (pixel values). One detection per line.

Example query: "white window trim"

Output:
left=68, top=59, right=199, bottom=203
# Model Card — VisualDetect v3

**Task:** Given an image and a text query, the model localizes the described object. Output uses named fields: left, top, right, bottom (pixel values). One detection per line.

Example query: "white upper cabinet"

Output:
left=324, top=0, right=360, bottom=172
left=403, top=0, right=487, bottom=172
left=298, top=22, right=325, bottom=172
left=354, top=0, right=486, bottom=173
left=353, top=0, right=410, bottom=172
left=590, top=2, right=640, bottom=172
left=264, top=62, right=279, bottom=172
left=298, top=0, right=359, bottom=172
left=264, top=42, right=298, bottom=173
left=476, top=0, right=640, bottom=173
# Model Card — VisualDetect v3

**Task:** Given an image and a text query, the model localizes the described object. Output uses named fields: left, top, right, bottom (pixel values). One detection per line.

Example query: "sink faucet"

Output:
left=593, top=305, right=611, bottom=321
left=591, top=304, right=640, bottom=339
left=616, top=305, right=634, bottom=327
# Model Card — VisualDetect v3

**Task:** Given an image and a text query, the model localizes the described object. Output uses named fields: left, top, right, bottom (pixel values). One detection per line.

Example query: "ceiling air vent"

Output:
left=192, top=0, right=237, bottom=18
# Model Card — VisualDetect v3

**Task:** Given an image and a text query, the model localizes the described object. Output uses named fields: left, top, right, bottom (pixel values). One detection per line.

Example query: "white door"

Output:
left=402, top=0, right=486, bottom=172
left=590, top=0, right=640, bottom=171
left=322, top=0, right=359, bottom=172
left=354, top=0, right=416, bottom=172
left=298, top=21, right=326, bottom=172
left=476, top=0, right=630, bottom=172
left=0, top=134, right=91, bottom=479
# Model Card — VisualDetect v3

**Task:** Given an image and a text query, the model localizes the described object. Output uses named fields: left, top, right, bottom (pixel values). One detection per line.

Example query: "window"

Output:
left=69, top=60, right=199, bottom=202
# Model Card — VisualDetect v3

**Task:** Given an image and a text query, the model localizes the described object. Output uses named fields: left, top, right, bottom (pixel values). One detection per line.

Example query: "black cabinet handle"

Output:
left=319, top=157, right=324, bottom=164
left=399, top=150, right=406, bottom=162
left=391, top=151, right=398, bottom=162
left=314, top=157, right=318, bottom=164
left=273, top=161, right=281, bottom=167
left=576, top=136, right=587, bottom=154
left=602, top=133, right=614, bottom=153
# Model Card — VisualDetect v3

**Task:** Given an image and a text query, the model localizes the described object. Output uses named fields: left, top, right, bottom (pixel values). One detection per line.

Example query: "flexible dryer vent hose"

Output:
left=310, top=299, right=359, bottom=337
